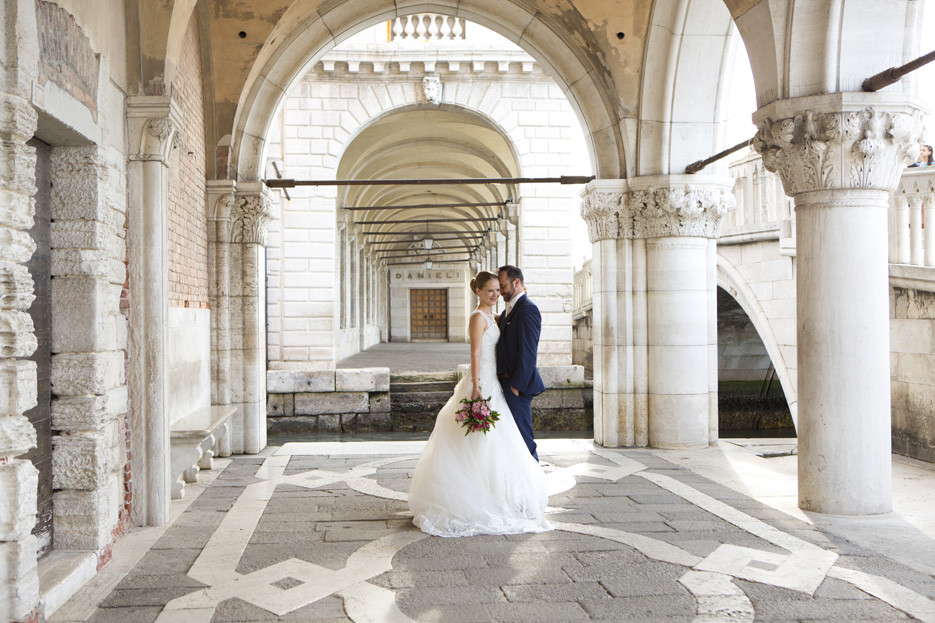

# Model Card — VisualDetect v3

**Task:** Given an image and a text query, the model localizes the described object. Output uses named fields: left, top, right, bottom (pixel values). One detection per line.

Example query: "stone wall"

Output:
left=266, top=368, right=391, bottom=434
left=891, top=287, right=935, bottom=462
left=267, top=366, right=592, bottom=434
left=165, top=14, right=211, bottom=428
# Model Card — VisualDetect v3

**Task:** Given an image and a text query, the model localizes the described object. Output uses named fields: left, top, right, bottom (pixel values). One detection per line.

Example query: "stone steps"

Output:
left=389, top=372, right=458, bottom=431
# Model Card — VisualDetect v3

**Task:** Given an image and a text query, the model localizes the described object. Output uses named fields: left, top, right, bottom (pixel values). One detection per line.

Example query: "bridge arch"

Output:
left=716, top=253, right=797, bottom=428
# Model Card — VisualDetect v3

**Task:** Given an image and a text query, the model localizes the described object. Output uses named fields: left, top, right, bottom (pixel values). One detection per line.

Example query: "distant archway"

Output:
left=228, top=1, right=626, bottom=183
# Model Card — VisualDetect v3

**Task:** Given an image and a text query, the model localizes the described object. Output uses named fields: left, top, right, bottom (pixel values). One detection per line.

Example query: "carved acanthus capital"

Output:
left=127, top=96, right=183, bottom=162
left=232, top=193, right=274, bottom=245
left=753, top=99, right=923, bottom=195
left=627, top=183, right=736, bottom=239
left=580, top=188, right=624, bottom=242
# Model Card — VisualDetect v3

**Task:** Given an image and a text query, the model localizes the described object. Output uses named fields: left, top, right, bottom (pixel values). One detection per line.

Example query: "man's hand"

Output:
left=510, top=386, right=519, bottom=396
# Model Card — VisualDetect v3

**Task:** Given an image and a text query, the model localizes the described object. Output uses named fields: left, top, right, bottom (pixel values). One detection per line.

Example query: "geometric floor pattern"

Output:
left=52, top=440, right=935, bottom=622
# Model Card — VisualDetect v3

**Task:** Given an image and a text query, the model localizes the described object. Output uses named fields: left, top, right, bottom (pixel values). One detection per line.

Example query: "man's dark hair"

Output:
left=498, top=265, right=524, bottom=284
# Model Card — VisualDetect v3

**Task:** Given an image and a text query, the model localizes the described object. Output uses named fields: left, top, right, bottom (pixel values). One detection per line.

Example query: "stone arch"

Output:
left=231, top=0, right=625, bottom=183
left=638, top=0, right=741, bottom=175
left=724, top=0, right=920, bottom=107
left=265, top=55, right=586, bottom=364
left=716, top=253, right=797, bottom=427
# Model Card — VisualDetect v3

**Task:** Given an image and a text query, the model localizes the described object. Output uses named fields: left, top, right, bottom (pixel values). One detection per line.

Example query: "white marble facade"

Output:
left=263, top=24, right=589, bottom=369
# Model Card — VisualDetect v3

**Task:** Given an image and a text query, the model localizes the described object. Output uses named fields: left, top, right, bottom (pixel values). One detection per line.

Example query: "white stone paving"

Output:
left=52, top=440, right=935, bottom=622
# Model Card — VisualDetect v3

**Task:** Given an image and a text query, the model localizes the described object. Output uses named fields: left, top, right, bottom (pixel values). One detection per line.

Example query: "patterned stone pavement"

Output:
left=50, top=440, right=935, bottom=623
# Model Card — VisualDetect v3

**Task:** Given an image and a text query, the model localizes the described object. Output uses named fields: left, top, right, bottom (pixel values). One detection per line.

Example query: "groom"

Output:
left=496, top=265, right=546, bottom=461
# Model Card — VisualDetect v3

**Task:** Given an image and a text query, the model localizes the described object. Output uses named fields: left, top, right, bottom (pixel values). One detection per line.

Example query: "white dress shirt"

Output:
left=505, top=291, right=525, bottom=316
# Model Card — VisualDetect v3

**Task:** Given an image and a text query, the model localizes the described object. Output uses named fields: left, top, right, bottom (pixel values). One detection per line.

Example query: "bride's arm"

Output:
left=468, top=313, right=486, bottom=400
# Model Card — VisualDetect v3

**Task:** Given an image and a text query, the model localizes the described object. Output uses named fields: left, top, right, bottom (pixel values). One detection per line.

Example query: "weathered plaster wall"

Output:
left=891, top=287, right=935, bottom=462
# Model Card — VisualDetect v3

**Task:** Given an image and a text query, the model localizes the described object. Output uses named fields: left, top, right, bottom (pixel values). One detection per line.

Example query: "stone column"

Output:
left=231, top=183, right=273, bottom=454
left=628, top=176, right=735, bottom=448
left=754, top=95, right=923, bottom=514
left=0, top=91, right=41, bottom=623
left=582, top=176, right=734, bottom=450
left=207, top=181, right=235, bottom=407
left=126, top=96, right=181, bottom=526
left=581, top=180, right=644, bottom=446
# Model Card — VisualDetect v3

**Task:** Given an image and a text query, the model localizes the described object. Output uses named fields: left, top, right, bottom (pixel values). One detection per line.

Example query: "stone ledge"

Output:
left=37, top=550, right=97, bottom=620
left=267, top=370, right=335, bottom=393
left=335, top=368, right=390, bottom=392
left=295, top=392, right=369, bottom=416
left=890, top=264, right=935, bottom=293
left=457, top=364, right=590, bottom=389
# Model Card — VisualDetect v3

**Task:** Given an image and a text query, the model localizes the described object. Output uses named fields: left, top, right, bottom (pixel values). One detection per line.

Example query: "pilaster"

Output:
left=207, top=181, right=235, bottom=407
left=126, top=95, right=181, bottom=526
left=753, top=93, right=924, bottom=514
left=230, top=183, right=274, bottom=454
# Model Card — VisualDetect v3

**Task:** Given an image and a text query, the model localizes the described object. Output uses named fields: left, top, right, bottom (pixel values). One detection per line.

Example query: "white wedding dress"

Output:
left=408, top=309, right=552, bottom=537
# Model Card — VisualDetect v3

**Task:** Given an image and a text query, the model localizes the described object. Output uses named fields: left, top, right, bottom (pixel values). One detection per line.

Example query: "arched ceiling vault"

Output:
left=336, top=108, right=519, bottom=263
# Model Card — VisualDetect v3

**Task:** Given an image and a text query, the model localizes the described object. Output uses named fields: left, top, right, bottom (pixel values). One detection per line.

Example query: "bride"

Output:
left=408, top=270, right=552, bottom=537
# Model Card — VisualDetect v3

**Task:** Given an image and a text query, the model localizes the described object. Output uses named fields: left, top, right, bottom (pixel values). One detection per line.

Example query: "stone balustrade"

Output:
left=391, top=15, right=467, bottom=41
left=892, top=166, right=935, bottom=268
left=572, top=259, right=592, bottom=317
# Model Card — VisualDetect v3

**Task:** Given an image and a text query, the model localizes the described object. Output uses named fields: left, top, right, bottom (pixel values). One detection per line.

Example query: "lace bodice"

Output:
left=470, top=309, right=500, bottom=388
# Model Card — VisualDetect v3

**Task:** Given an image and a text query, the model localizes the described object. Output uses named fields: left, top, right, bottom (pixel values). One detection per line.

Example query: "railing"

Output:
left=724, top=150, right=794, bottom=233
left=391, top=15, right=467, bottom=41
left=891, top=167, right=935, bottom=267
left=573, top=259, right=592, bottom=316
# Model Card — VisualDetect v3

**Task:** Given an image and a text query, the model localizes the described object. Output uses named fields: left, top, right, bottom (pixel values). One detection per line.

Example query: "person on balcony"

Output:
left=909, top=144, right=933, bottom=167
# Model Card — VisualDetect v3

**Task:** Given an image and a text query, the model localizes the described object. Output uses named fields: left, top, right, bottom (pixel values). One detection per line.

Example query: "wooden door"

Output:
left=409, top=289, right=448, bottom=341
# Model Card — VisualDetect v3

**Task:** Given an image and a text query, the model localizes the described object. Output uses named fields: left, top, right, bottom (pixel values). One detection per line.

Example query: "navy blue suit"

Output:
left=496, top=294, right=545, bottom=460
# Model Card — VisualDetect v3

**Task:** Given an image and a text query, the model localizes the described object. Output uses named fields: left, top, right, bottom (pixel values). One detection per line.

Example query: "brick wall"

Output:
left=167, top=12, right=209, bottom=308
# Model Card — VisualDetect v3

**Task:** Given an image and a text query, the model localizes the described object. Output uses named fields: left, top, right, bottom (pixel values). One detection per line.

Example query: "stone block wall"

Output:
left=891, top=287, right=935, bottom=462
left=49, top=145, right=128, bottom=554
left=267, top=368, right=391, bottom=434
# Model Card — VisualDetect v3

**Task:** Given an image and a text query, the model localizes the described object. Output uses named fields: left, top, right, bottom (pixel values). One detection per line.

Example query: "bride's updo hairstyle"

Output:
left=469, top=270, right=498, bottom=295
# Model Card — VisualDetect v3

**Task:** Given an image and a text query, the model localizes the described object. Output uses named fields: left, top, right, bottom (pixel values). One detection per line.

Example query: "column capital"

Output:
left=580, top=179, right=626, bottom=242
left=232, top=183, right=275, bottom=245
left=127, top=95, right=182, bottom=162
left=206, top=180, right=237, bottom=222
left=753, top=93, right=924, bottom=196
left=626, top=175, right=735, bottom=239
left=580, top=176, right=735, bottom=241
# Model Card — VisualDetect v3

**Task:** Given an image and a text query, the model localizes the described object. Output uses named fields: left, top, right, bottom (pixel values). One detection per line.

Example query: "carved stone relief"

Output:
left=231, top=195, right=274, bottom=246
left=754, top=106, right=923, bottom=195
left=580, top=183, right=735, bottom=242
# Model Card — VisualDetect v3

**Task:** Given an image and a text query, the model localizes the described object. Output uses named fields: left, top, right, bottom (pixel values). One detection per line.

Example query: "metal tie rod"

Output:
left=344, top=201, right=505, bottom=211
left=863, top=49, right=935, bottom=92
left=355, top=217, right=498, bottom=225
left=266, top=175, right=595, bottom=188
left=360, top=230, right=489, bottom=235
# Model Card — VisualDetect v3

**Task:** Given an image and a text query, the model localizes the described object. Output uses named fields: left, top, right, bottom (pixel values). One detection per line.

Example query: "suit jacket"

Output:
left=496, top=295, right=546, bottom=396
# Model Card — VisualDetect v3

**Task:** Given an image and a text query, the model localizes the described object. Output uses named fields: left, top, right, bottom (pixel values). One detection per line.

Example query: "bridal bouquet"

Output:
left=455, top=396, right=500, bottom=435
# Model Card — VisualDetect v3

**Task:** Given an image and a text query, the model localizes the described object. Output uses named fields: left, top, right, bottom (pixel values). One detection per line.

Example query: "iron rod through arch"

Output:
left=355, top=217, right=498, bottom=225
left=266, top=175, right=594, bottom=188
left=343, top=201, right=506, bottom=211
